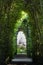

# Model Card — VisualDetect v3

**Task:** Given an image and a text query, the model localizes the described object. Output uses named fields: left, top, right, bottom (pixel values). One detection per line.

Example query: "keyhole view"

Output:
left=0, top=0, right=43, bottom=65
left=17, top=30, right=27, bottom=54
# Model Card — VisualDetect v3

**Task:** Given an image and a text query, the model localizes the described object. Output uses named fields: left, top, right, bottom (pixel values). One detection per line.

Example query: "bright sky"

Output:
left=17, top=31, right=26, bottom=47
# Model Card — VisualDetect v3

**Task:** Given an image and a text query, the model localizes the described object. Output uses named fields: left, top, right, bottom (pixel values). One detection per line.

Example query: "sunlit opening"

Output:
left=17, top=31, right=27, bottom=54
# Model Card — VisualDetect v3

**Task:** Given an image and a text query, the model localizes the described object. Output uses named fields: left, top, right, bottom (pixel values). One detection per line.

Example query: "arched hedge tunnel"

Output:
left=0, top=0, right=43, bottom=65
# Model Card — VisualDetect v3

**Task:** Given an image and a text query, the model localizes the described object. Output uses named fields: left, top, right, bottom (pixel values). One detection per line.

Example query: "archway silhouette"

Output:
left=17, top=30, right=27, bottom=54
left=12, top=11, right=33, bottom=57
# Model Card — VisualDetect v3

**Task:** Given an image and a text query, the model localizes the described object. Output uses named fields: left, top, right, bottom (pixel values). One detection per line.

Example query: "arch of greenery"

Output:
left=12, top=11, right=33, bottom=57
left=0, top=0, right=43, bottom=64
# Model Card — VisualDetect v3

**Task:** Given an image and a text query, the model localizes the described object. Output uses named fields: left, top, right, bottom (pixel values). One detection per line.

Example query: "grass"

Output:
left=17, top=46, right=26, bottom=54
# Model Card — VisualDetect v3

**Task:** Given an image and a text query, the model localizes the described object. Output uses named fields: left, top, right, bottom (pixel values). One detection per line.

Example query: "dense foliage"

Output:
left=0, top=0, right=43, bottom=65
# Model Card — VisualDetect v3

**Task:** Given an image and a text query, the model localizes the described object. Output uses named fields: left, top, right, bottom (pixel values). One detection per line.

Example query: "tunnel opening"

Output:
left=17, top=29, right=27, bottom=54
left=12, top=11, right=33, bottom=57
